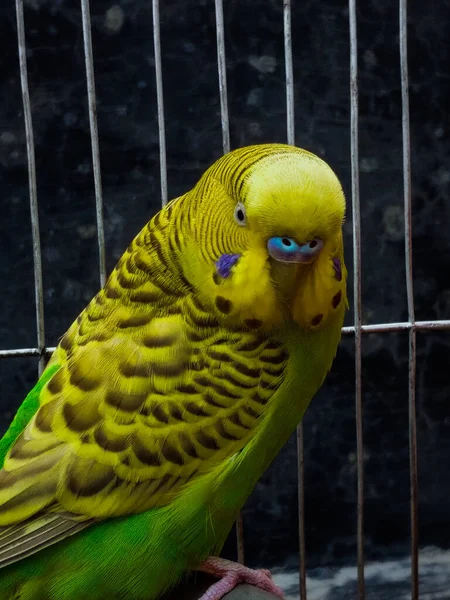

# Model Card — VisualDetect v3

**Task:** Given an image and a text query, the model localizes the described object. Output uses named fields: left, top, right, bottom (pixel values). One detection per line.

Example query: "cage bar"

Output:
left=284, top=0, right=295, bottom=148
left=342, top=320, right=450, bottom=334
left=152, top=0, right=168, bottom=207
left=214, top=0, right=245, bottom=564
left=399, top=1, right=419, bottom=598
left=15, top=0, right=46, bottom=376
left=282, top=0, right=308, bottom=597
left=0, top=348, right=52, bottom=359
left=215, top=0, right=230, bottom=155
left=296, top=426, right=307, bottom=600
left=2, top=320, right=450, bottom=360
left=3, top=319, right=450, bottom=360
left=348, top=0, right=365, bottom=597
left=80, top=0, right=107, bottom=287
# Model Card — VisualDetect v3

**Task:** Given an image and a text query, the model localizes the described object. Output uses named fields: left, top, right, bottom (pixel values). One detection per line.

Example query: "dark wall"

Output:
left=0, top=0, right=449, bottom=568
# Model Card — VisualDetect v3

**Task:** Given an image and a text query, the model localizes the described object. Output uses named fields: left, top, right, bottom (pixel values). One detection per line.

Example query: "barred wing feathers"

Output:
left=0, top=210, right=288, bottom=565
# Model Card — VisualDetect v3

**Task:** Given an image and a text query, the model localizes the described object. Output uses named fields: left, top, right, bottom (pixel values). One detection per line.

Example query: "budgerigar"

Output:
left=0, top=144, right=347, bottom=600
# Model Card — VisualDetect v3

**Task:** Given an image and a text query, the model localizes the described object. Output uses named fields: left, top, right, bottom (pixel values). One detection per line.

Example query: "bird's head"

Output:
left=182, top=144, right=347, bottom=333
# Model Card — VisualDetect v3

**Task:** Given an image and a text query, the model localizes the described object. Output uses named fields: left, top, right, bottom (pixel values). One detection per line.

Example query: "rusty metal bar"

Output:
left=15, top=0, right=46, bottom=376
left=80, top=0, right=106, bottom=287
left=152, top=0, right=168, bottom=206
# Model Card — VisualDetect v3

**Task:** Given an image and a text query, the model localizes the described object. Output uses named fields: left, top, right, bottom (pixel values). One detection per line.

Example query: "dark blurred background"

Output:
left=0, top=0, right=449, bottom=573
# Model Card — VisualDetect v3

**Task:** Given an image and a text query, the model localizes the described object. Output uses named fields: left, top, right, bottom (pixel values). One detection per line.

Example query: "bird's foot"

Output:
left=197, top=556, right=284, bottom=600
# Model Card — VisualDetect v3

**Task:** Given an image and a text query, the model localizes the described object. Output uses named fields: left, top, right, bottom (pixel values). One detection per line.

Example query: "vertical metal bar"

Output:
left=80, top=0, right=106, bottom=287
left=214, top=0, right=243, bottom=563
left=152, top=0, right=168, bottom=207
left=296, top=427, right=307, bottom=600
left=15, top=0, right=46, bottom=376
left=234, top=512, right=245, bottom=566
left=283, top=1, right=308, bottom=597
left=215, top=0, right=230, bottom=154
left=284, top=0, right=295, bottom=147
left=399, top=2, right=418, bottom=598
left=349, top=1, right=365, bottom=598
left=234, top=517, right=245, bottom=565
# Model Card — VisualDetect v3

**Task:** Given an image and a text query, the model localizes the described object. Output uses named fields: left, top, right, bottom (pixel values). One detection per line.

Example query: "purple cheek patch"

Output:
left=215, top=253, right=241, bottom=279
left=332, top=257, right=342, bottom=282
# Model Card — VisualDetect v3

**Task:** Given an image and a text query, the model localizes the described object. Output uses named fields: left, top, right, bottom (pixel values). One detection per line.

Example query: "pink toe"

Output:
left=259, top=569, right=273, bottom=578
left=197, top=557, right=284, bottom=599
left=198, top=573, right=237, bottom=600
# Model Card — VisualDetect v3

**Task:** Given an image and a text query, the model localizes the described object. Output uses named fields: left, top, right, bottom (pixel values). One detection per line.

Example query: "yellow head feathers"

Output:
left=241, top=147, right=345, bottom=244
left=176, top=143, right=347, bottom=332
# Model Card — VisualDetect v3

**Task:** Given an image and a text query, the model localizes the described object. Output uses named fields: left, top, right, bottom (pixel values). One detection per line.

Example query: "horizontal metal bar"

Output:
left=342, top=320, right=450, bottom=334
left=0, top=347, right=56, bottom=359
left=1, top=319, right=449, bottom=360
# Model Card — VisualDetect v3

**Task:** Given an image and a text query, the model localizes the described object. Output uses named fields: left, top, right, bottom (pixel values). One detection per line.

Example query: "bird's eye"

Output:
left=234, top=203, right=247, bottom=226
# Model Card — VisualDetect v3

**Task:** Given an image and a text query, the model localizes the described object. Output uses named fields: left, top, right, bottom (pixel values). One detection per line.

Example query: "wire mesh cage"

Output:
left=1, top=0, right=450, bottom=598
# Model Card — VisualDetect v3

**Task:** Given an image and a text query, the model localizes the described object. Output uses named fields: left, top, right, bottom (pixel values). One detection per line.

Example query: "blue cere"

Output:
left=267, top=236, right=323, bottom=264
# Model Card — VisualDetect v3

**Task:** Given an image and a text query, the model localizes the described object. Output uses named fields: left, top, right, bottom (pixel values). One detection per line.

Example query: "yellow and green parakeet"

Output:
left=0, top=144, right=347, bottom=600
